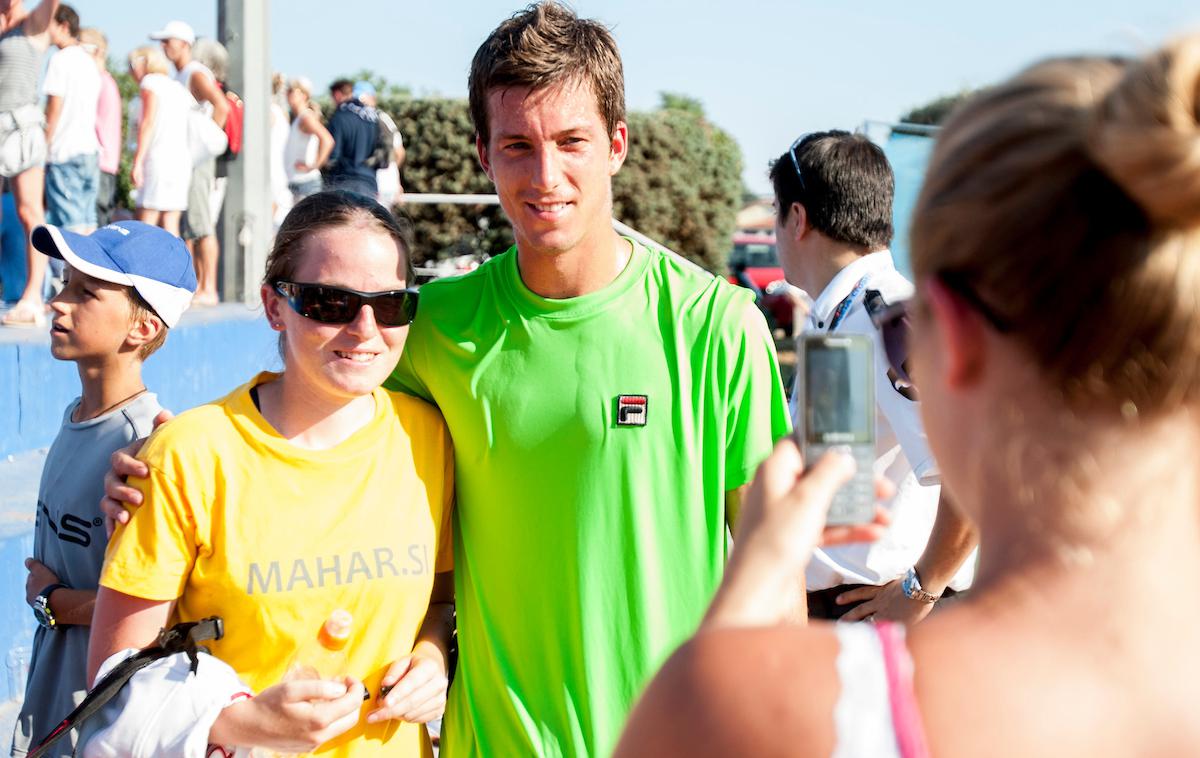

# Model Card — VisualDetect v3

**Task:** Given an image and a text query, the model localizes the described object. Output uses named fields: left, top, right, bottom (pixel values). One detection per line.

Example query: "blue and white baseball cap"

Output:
left=352, top=80, right=376, bottom=99
left=32, top=222, right=197, bottom=328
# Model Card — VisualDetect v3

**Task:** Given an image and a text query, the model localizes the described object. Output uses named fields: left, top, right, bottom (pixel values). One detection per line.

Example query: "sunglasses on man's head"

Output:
left=787, top=132, right=814, bottom=196
left=273, top=281, right=419, bottom=327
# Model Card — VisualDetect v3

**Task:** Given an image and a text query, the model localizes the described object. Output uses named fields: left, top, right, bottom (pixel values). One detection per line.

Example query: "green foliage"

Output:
left=900, top=90, right=975, bottom=126
left=316, top=70, right=412, bottom=116
left=612, top=108, right=743, bottom=273
left=383, top=98, right=512, bottom=264
left=377, top=96, right=743, bottom=273
left=111, top=60, right=138, bottom=211
left=658, top=91, right=704, bottom=116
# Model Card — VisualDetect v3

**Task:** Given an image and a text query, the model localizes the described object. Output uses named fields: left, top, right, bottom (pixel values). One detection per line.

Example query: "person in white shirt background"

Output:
left=151, top=19, right=228, bottom=306
left=283, top=76, right=333, bottom=204
left=126, top=45, right=192, bottom=238
left=771, top=130, right=978, bottom=622
left=42, top=3, right=99, bottom=238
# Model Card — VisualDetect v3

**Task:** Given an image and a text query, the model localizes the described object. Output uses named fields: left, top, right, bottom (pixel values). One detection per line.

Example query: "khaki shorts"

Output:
left=183, top=158, right=217, bottom=240
left=0, top=104, right=46, bottom=178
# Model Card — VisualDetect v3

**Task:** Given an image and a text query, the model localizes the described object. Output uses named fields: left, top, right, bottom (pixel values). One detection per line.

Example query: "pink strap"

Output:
left=875, top=622, right=931, bottom=758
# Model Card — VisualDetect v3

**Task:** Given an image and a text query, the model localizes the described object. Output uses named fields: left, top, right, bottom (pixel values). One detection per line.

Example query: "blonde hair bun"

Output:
left=1088, top=35, right=1200, bottom=229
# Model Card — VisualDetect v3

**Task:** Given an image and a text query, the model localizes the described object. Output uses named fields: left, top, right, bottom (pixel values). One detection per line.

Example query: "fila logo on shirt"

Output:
left=616, top=395, right=648, bottom=427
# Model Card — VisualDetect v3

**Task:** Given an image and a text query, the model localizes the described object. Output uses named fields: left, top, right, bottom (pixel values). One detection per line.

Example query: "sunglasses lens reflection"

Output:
left=281, top=284, right=417, bottom=327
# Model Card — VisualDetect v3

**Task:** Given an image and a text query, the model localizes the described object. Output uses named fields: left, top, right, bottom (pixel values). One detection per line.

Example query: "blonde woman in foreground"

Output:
left=617, top=35, right=1200, bottom=757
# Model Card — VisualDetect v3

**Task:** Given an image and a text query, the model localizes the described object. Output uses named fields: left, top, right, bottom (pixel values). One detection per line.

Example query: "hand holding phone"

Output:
left=795, top=334, right=876, bottom=525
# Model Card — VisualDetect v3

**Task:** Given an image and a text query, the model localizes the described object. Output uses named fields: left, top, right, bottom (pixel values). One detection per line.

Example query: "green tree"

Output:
left=384, top=98, right=512, bottom=264
left=613, top=107, right=743, bottom=273
left=317, top=70, right=412, bottom=115
left=377, top=95, right=743, bottom=273
left=658, top=91, right=704, bottom=116
left=900, top=90, right=975, bottom=126
left=111, top=60, right=138, bottom=211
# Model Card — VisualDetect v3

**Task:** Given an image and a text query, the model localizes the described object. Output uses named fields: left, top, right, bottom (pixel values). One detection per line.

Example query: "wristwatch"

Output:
left=32, top=583, right=68, bottom=630
left=901, top=567, right=940, bottom=604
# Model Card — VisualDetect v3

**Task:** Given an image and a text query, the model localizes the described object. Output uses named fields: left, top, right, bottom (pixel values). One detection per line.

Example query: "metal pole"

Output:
left=218, top=0, right=271, bottom=304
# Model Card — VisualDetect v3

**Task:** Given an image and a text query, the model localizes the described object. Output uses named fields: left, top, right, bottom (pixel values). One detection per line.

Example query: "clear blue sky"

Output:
left=70, top=0, right=1200, bottom=194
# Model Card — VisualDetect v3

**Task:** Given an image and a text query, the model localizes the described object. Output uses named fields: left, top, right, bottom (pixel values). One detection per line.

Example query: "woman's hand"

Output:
left=131, top=159, right=145, bottom=188
left=211, top=677, right=365, bottom=753
left=366, top=645, right=449, bottom=725
left=703, top=439, right=890, bottom=629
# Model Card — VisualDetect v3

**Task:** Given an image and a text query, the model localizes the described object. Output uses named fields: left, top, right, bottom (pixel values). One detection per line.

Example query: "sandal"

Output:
left=1, top=301, right=46, bottom=328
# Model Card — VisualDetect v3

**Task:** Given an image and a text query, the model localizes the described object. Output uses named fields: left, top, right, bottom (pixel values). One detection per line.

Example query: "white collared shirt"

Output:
left=791, top=250, right=976, bottom=591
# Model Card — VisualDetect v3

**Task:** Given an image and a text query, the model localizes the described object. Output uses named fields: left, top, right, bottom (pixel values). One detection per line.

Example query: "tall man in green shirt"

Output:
left=384, top=3, right=789, bottom=755
left=102, top=3, right=789, bottom=755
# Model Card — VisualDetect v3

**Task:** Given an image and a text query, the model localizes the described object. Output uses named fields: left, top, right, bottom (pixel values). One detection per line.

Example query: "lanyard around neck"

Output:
left=826, top=275, right=870, bottom=331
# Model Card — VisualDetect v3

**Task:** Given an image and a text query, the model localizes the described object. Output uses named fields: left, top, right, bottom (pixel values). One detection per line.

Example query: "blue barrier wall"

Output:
left=1, top=193, right=28, bottom=303
left=2, top=304, right=279, bottom=457
left=0, top=306, right=278, bottom=708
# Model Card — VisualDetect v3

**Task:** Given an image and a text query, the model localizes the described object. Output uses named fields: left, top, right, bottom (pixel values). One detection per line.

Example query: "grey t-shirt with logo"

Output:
left=11, top=392, right=161, bottom=757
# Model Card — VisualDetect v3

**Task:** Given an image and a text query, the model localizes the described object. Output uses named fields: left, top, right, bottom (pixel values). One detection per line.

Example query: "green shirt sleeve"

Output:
left=721, top=296, right=792, bottom=490
left=385, top=324, right=434, bottom=402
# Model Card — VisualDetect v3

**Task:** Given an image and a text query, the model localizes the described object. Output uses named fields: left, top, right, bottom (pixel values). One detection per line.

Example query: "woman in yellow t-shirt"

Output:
left=88, top=190, right=454, bottom=757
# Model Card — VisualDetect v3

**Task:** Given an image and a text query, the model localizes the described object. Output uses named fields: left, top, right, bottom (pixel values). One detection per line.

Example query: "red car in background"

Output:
left=726, top=233, right=796, bottom=335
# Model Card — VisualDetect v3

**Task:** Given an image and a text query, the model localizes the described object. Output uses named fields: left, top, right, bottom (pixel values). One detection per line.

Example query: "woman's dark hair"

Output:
left=264, top=190, right=415, bottom=288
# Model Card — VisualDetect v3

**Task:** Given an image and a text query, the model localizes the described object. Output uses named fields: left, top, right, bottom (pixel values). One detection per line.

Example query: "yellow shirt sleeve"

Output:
left=101, top=462, right=199, bottom=601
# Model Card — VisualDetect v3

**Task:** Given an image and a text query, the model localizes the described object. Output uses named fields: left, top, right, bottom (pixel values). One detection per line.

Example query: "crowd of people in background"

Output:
left=5, top=1, right=1200, bottom=757
left=0, top=1, right=408, bottom=325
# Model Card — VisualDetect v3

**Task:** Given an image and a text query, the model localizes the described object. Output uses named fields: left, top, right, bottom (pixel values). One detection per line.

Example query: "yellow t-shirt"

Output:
left=101, top=373, right=454, bottom=757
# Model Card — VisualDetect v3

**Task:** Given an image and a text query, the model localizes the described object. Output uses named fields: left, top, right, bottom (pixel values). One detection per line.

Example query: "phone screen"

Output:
left=804, top=338, right=873, bottom=444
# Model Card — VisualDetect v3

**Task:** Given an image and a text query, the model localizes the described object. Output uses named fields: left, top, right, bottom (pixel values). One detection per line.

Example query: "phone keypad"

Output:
left=807, top=443, right=876, bottom=525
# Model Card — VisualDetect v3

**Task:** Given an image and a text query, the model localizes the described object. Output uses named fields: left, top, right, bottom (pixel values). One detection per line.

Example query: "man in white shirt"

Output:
left=43, top=3, right=99, bottom=234
left=772, top=130, right=978, bottom=623
left=151, top=19, right=228, bottom=305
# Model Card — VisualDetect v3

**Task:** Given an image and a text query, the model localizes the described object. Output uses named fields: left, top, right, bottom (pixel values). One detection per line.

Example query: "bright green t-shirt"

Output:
left=387, top=240, right=790, bottom=757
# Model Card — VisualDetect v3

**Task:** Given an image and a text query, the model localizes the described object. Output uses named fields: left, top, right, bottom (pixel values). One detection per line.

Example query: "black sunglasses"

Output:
left=865, top=290, right=914, bottom=389
left=273, top=281, right=419, bottom=327
left=787, top=133, right=811, bottom=195
left=864, top=272, right=1012, bottom=390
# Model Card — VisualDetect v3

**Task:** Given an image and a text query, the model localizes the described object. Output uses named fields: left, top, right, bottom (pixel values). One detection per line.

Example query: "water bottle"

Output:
left=252, top=611, right=355, bottom=758
left=285, top=609, right=353, bottom=682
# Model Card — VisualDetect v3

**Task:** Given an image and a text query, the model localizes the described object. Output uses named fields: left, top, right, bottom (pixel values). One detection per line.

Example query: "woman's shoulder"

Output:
left=381, top=388, right=446, bottom=430
left=615, top=624, right=842, bottom=757
left=138, top=389, right=248, bottom=465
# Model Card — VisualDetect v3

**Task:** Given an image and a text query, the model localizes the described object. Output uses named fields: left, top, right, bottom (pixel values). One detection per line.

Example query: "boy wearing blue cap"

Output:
left=11, top=221, right=195, bottom=758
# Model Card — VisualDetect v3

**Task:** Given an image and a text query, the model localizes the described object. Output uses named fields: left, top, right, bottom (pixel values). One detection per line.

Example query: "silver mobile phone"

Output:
left=794, top=334, right=876, bottom=525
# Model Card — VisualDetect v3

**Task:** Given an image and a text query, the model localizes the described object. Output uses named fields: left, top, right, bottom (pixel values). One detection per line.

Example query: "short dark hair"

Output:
left=770, top=131, right=894, bottom=251
left=54, top=4, right=80, bottom=39
left=468, top=2, right=625, bottom=145
left=329, top=78, right=354, bottom=98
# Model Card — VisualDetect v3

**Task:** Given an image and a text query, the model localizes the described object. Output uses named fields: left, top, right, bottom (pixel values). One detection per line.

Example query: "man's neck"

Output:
left=515, top=229, right=632, bottom=299
left=802, top=239, right=877, bottom=299
left=75, top=360, right=145, bottom=422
